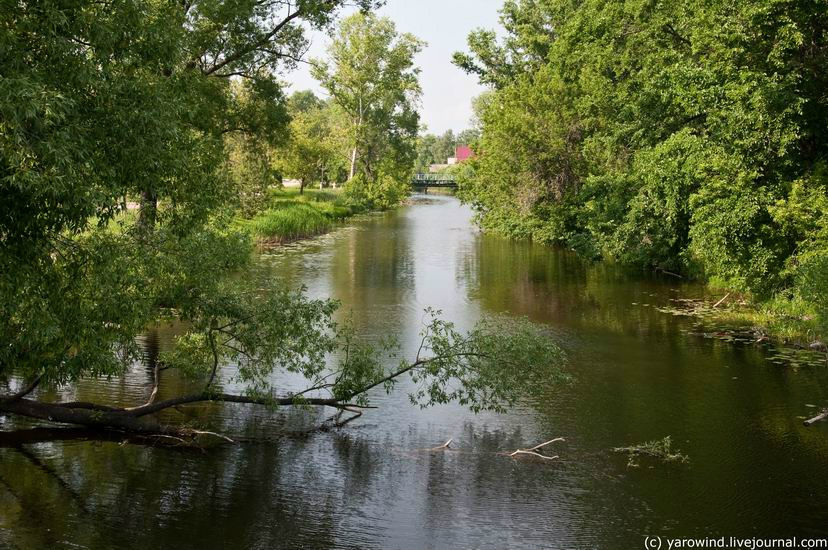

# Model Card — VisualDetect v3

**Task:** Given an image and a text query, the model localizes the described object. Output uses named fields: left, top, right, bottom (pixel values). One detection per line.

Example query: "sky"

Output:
left=287, top=0, right=504, bottom=135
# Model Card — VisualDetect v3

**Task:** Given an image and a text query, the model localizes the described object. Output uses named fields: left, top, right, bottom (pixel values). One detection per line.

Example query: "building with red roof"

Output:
left=455, top=145, right=474, bottom=162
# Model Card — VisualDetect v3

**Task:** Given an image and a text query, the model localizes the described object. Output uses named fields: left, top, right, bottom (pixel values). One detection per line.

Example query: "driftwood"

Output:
left=413, top=437, right=565, bottom=461
left=655, top=267, right=683, bottom=279
left=427, top=438, right=453, bottom=451
left=712, top=292, right=731, bottom=308
left=804, top=409, right=828, bottom=426
left=499, top=437, right=565, bottom=461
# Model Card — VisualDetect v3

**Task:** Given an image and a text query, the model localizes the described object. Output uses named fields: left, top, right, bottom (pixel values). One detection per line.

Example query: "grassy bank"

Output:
left=659, top=291, right=827, bottom=351
left=240, top=188, right=368, bottom=245
left=708, top=297, right=826, bottom=349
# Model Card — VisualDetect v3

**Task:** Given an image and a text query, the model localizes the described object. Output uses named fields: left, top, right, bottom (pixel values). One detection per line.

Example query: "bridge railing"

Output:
left=412, top=173, right=457, bottom=182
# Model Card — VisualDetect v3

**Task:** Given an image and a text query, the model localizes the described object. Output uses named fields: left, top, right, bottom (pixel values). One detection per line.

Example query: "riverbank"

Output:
left=706, top=297, right=826, bottom=350
left=238, top=188, right=369, bottom=245
left=656, top=290, right=827, bottom=355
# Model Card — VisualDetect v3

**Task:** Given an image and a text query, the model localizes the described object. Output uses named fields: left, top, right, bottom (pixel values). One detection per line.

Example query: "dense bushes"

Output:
left=455, top=0, right=828, bottom=314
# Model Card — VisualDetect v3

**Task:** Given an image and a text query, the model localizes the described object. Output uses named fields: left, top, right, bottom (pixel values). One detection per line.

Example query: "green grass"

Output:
left=707, top=296, right=825, bottom=346
left=241, top=188, right=367, bottom=244
left=244, top=202, right=331, bottom=243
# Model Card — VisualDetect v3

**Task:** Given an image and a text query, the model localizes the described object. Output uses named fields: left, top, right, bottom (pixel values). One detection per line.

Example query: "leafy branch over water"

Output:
left=613, top=436, right=690, bottom=468
left=1, top=293, right=568, bottom=441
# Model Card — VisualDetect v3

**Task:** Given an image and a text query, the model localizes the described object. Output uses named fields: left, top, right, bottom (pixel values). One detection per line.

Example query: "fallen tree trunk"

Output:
left=0, top=392, right=364, bottom=440
left=0, top=397, right=180, bottom=435
left=804, top=409, right=828, bottom=426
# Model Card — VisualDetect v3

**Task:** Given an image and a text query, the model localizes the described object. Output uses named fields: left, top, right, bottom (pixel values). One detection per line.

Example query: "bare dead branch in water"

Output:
left=189, top=430, right=235, bottom=443
left=656, top=267, right=683, bottom=279
left=509, top=450, right=559, bottom=460
left=804, top=409, right=828, bottom=426
left=125, top=362, right=161, bottom=411
left=427, top=439, right=453, bottom=451
left=333, top=406, right=363, bottom=428
left=500, top=437, right=565, bottom=461
left=713, top=293, right=731, bottom=308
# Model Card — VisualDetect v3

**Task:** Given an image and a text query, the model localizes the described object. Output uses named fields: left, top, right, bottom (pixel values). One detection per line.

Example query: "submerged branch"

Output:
left=125, top=362, right=161, bottom=411
left=804, top=409, right=828, bottom=426
left=0, top=375, right=43, bottom=404
left=0, top=312, right=565, bottom=441
left=500, top=437, right=565, bottom=461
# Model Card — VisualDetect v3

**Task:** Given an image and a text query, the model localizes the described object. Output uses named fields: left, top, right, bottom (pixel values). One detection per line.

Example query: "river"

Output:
left=1, top=194, right=827, bottom=549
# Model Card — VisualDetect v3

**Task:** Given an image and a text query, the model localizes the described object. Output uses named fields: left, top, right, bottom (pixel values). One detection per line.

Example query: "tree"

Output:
left=431, top=130, right=457, bottom=164
left=277, top=92, right=343, bottom=194
left=454, top=0, right=828, bottom=306
left=0, top=1, right=565, bottom=438
left=312, top=12, right=423, bottom=205
left=452, top=0, right=558, bottom=89
left=415, top=132, right=439, bottom=173
left=224, top=81, right=291, bottom=215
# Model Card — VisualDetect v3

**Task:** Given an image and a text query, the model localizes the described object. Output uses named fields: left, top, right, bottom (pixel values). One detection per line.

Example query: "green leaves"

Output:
left=408, top=310, right=568, bottom=413
left=456, top=0, right=828, bottom=307
left=0, top=0, right=372, bottom=387
left=313, top=12, right=423, bottom=203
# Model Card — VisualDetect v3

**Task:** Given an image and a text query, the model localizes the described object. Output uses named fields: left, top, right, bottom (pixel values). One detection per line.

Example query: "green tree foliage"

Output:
left=276, top=91, right=346, bottom=194
left=455, top=0, right=828, bottom=308
left=0, top=0, right=362, bottom=394
left=414, top=129, right=480, bottom=173
left=313, top=12, right=424, bottom=208
left=0, top=1, right=565, bottom=433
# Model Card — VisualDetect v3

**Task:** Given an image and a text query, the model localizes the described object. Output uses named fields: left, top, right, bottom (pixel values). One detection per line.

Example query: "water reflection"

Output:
left=2, top=195, right=828, bottom=549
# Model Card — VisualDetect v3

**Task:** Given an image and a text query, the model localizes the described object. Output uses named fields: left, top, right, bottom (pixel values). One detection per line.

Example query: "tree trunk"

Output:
left=349, top=96, right=363, bottom=181
left=0, top=393, right=357, bottom=438
left=137, top=189, right=157, bottom=233
left=0, top=398, right=173, bottom=435
left=299, top=178, right=305, bottom=195
left=0, top=357, right=432, bottom=440
left=349, top=147, right=358, bottom=180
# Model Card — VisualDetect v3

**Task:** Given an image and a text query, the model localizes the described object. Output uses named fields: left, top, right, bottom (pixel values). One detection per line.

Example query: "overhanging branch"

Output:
left=0, top=375, right=43, bottom=404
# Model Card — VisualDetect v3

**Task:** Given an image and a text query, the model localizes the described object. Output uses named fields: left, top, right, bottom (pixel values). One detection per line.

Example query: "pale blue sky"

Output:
left=288, top=0, right=503, bottom=134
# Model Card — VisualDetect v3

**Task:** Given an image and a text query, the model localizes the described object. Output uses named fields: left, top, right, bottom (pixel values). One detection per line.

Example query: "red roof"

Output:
left=455, top=145, right=474, bottom=162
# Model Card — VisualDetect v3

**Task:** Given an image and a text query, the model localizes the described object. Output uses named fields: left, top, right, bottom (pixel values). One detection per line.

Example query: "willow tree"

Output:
left=313, top=12, right=423, bottom=207
left=0, top=1, right=565, bottom=438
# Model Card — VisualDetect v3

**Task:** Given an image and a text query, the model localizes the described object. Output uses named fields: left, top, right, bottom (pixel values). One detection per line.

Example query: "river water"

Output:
left=1, top=195, right=827, bottom=549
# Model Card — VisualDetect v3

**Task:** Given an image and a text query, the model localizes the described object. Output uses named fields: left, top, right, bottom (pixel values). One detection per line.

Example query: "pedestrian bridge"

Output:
left=411, top=173, right=457, bottom=188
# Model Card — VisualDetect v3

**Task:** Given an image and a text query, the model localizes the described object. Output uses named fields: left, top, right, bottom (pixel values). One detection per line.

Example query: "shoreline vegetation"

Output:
left=451, top=0, right=828, bottom=352
left=238, top=188, right=370, bottom=246
left=657, top=292, right=827, bottom=354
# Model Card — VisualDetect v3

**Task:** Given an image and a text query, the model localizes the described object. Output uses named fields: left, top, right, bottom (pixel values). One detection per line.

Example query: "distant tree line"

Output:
left=228, top=11, right=423, bottom=211
left=415, top=129, right=480, bottom=173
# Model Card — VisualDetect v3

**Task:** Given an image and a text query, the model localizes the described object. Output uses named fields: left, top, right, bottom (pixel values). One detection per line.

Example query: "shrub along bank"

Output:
left=453, top=0, right=828, bottom=345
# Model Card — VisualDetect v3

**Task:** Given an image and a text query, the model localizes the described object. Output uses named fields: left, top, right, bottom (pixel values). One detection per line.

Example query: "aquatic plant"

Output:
left=613, top=436, right=689, bottom=468
left=245, top=202, right=332, bottom=243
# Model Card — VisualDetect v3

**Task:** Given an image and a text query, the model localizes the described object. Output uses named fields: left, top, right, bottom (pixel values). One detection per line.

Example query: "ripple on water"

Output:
left=3, top=195, right=828, bottom=548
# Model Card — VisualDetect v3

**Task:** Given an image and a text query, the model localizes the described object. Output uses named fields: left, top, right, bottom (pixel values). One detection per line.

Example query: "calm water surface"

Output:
left=2, top=195, right=827, bottom=549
